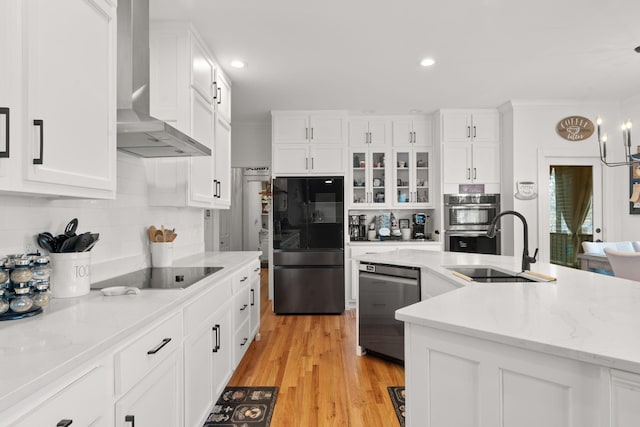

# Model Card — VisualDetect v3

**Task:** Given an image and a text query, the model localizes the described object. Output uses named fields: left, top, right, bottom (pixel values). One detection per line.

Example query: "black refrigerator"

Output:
left=272, top=176, right=344, bottom=314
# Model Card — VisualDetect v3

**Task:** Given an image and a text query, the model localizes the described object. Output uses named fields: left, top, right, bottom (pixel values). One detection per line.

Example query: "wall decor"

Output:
left=556, top=116, right=595, bottom=141
left=515, top=181, right=537, bottom=200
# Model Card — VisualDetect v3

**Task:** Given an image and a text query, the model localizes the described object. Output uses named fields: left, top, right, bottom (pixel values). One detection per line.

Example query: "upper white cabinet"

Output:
left=349, top=117, right=391, bottom=146
left=392, top=117, right=432, bottom=146
left=272, top=111, right=347, bottom=176
left=214, top=70, right=232, bottom=124
left=441, top=110, right=499, bottom=143
left=0, top=0, right=116, bottom=199
left=148, top=22, right=231, bottom=209
left=440, top=109, right=501, bottom=193
left=392, top=147, right=433, bottom=207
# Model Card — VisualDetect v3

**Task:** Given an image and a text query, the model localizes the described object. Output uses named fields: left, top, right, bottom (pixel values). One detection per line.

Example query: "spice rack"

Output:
left=0, top=254, right=51, bottom=321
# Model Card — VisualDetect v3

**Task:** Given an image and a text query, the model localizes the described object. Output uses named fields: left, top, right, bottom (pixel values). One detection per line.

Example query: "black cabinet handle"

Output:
left=212, top=81, right=218, bottom=101
left=125, top=415, right=135, bottom=427
left=147, top=338, right=171, bottom=355
left=310, top=127, right=314, bottom=140
left=57, top=420, right=73, bottom=427
left=240, top=276, right=248, bottom=282
left=467, top=125, right=471, bottom=139
left=253, top=267, right=260, bottom=272
left=250, top=289, right=255, bottom=306
left=473, top=125, right=477, bottom=138
left=0, top=107, right=9, bottom=158
left=212, top=324, right=221, bottom=352
left=33, top=119, right=44, bottom=164
left=240, top=337, right=248, bottom=347
left=216, top=180, right=221, bottom=199
left=213, top=179, right=218, bottom=197
left=240, top=304, right=248, bottom=311
left=217, top=87, right=221, bottom=105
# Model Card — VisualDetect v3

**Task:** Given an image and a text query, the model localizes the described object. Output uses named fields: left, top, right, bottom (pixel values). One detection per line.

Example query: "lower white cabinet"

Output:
left=10, top=366, right=108, bottom=427
left=610, top=369, right=640, bottom=427
left=232, top=268, right=252, bottom=366
left=211, top=303, right=234, bottom=400
left=115, top=350, right=183, bottom=427
left=249, top=259, right=261, bottom=340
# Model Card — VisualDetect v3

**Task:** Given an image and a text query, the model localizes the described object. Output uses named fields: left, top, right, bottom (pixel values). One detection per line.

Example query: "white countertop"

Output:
left=0, top=251, right=260, bottom=413
left=356, top=249, right=640, bottom=373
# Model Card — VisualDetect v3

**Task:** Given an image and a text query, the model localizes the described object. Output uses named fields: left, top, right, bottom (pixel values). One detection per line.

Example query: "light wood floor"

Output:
left=228, top=269, right=405, bottom=426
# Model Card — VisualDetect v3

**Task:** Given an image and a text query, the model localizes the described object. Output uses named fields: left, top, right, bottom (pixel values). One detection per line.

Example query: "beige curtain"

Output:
left=554, top=166, right=592, bottom=263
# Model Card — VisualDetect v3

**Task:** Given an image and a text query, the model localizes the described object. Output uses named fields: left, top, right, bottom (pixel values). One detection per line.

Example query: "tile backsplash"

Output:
left=0, top=154, right=204, bottom=282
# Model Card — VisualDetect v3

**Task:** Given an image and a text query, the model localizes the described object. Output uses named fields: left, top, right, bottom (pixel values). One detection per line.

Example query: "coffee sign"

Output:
left=556, top=116, right=595, bottom=141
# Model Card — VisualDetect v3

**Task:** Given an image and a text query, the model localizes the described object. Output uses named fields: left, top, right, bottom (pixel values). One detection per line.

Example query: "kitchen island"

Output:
left=0, top=251, right=260, bottom=427
left=356, top=249, right=640, bottom=427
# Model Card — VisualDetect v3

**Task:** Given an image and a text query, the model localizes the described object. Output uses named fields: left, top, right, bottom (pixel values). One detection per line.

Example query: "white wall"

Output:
left=502, top=100, right=633, bottom=261
left=231, top=120, right=271, bottom=167
left=0, top=153, right=204, bottom=283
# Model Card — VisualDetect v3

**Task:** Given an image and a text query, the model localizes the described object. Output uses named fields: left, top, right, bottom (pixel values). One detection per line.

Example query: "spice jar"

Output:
left=0, top=289, right=9, bottom=314
left=10, top=258, right=33, bottom=284
left=10, top=285, right=33, bottom=313
left=0, top=261, right=9, bottom=285
left=31, top=257, right=51, bottom=281
left=32, top=281, right=51, bottom=308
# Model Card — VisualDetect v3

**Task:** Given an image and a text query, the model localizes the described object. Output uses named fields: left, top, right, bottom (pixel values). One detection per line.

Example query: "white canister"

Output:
left=150, top=242, right=173, bottom=267
left=401, top=229, right=411, bottom=240
left=368, top=230, right=377, bottom=241
left=49, top=252, right=91, bottom=298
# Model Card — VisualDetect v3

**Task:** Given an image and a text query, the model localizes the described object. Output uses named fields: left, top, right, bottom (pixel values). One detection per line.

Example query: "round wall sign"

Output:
left=556, top=116, right=595, bottom=141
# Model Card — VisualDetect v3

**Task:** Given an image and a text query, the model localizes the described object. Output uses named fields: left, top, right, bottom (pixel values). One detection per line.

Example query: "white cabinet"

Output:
left=232, top=268, right=252, bottom=366
left=249, top=259, right=262, bottom=340
left=272, top=111, right=347, bottom=176
left=349, top=148, right=390, bottom=207
left=349, top=117, right=391, bottom=146
left=441, top=109, right=500, bottom=193
left=610, top=369, right=640, bottom=427
left=392, top=147, right=433, bottom=207
left=0, top=0, right=116, bottom=199
left=211, top=302, right=234, bottom=400
left=441, top=110, right=499, bottom=143
left=10, top=366, right=108, bottom=427
left=149, top=22, right=233, bottom=209
left=392, top=118, right=432, bottom=146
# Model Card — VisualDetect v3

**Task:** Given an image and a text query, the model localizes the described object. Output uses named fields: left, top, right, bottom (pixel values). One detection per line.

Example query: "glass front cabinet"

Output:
left=350, top=149, right=389, bottom=207
left=393, top=148, right=432, bottom=207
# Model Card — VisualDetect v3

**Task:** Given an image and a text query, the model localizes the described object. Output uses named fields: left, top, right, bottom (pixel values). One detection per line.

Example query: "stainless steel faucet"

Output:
left=487, top=210, right=538, bottom=272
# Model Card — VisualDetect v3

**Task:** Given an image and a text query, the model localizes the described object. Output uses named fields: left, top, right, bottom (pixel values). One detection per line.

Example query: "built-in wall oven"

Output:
left=444, top=194, right=501, bottom=254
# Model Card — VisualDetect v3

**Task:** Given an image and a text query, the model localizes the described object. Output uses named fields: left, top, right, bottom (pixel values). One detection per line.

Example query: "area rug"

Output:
left=204, top=386, right=279, bottom=427
left=387, top=386, right=406, bottom=427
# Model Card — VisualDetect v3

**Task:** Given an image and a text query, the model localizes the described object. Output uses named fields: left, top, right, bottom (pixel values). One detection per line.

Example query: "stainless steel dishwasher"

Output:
left=358, top=262, right=420, bottom=362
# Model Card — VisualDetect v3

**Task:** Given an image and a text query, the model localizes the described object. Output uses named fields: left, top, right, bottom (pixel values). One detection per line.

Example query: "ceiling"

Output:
left=150, top=0, right=640, bottom=123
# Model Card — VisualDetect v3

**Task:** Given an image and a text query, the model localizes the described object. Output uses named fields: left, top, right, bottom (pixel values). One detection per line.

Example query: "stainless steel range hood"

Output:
left=116, top=0, right=211, bottom=157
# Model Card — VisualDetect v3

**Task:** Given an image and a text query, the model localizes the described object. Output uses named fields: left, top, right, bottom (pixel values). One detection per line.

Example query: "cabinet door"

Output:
left=350, top=149, right=369, bottom=206
left=472, top=142, right=500, bottom=184
left=273, top=115, right=309, bottom=144
left=309, top=145, right=345, bottom=174
left=392, top=119, right=414, bottom=146
left=213, top=116, right=231, bottom=208
left=272, top=144, right=308, bottom=175
left=184, top=324, right=213, bottom=427
left=443, top=144, right=472, bottom=184
left=412, top=119, right=432, bottom=146
left=471, top=112, right=499, bottom=142
left=370, top=150, right=388, bottom=206
left=24, top=0, right=116, bottom=193
left=0, top=0, right=18, bottom=182
left=212, top=303, right=234, bottom=399
left=393, top=150, right=411, bottom=204
left=309, top=115, right=345, bottom=144
left=189, top=90, right=215, bottom=207
left=249, top=262, right=261, bottom=340
left=412, top=149, right=431, bottom=205
left=115, top=351, right=182, bottom=427
left=214, top=70, right=231, bottom=124
left=348, top=119, right=369, bottom=145
left=190, top=35, right=214, bottom=103
left=611, top=369, right=640, bottom=427
left=368, top=118, right=391, bottom=146
left=442, top=112, right=472, bottom=142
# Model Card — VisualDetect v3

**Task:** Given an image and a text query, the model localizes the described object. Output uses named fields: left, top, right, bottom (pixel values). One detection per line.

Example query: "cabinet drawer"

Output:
left=234, top=319, right=251, bottom=366
left=233, top=284, right=251, bottom=329
left=249, top=260, right=261, bottom=282
left=115, top=312, right=182, bottom=395
left=12, top=366, right=107, bottom=427
left=232, top=268, right=250, bottom=293
left=183, top=277, right=232, bottom=335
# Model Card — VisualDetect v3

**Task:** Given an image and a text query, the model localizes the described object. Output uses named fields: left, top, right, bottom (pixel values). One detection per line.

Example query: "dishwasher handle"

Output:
left=359, top=271, right=419, bottom=286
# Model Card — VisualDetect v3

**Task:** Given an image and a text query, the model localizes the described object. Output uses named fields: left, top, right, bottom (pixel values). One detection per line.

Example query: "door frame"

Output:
left=537, top=149, right=603, bottom=263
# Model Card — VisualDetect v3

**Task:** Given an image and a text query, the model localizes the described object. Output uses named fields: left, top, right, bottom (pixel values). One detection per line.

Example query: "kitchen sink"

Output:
left=445, top=265, right=544, bottom=283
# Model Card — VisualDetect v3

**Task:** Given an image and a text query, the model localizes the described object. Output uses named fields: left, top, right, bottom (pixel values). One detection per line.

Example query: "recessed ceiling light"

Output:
left=230, top=60, right=247, bottom=69
left=419, top=58, right=435, bottom=67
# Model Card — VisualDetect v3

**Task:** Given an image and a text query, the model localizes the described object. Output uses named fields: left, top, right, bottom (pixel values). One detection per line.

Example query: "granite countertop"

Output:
left=0, top=251, right=260, bottom=413
left=356, top=249, right=640, bottom=374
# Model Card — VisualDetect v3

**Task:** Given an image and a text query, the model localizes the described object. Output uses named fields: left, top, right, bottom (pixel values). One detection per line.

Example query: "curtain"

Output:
left=553, top=166, right=593, bottom=264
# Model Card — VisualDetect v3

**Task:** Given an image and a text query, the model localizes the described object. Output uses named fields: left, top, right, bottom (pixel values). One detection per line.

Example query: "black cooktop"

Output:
left=91, top=266, right=223, bottom=290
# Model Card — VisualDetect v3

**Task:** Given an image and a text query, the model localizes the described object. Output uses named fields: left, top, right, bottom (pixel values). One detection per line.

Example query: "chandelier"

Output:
left=596, top=116, right=637, bottom=167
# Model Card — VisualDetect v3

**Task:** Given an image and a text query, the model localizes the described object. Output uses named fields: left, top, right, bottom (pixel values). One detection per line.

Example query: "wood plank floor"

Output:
left=227, top=269, right=405, bottom=426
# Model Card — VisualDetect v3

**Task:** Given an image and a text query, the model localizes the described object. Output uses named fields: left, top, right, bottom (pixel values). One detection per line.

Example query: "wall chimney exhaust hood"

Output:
left=116, top=0, right=211, bottom=157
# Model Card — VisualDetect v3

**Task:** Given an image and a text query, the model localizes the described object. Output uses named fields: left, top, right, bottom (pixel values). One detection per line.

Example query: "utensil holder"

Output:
left=49, top=252, right=91, bottom=298
left=150, top=242, right=173, bottom=267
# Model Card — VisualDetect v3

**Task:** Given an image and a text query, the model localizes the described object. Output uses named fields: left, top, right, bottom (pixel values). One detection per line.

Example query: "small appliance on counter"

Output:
left=412, top=213, right=428, bottom=240
left=349, top=214, right=369, bottom=241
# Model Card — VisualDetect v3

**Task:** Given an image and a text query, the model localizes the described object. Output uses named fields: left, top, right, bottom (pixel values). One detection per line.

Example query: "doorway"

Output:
left=539, top=155, right=603, bottom=267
